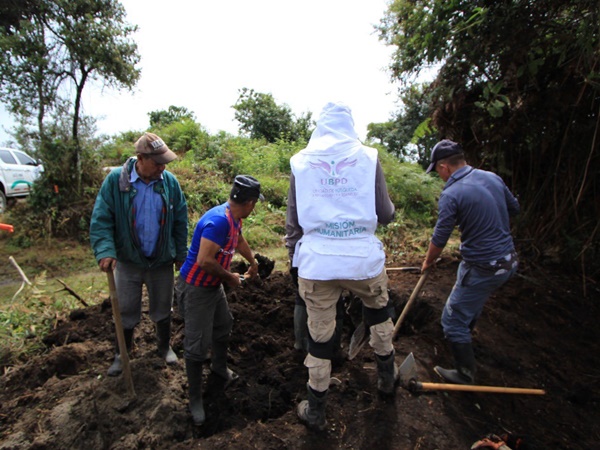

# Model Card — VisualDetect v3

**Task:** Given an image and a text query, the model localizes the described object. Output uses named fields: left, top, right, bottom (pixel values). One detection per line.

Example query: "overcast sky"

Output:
left=1, top=0, right=400, bottom=145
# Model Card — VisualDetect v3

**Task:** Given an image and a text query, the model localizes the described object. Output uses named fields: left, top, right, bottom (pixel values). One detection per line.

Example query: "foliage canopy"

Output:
left=379, top=0, right=600, bottom=273
left=232, top=88, right=314, bottom=143
left=0, top=0, right=140, bottom=196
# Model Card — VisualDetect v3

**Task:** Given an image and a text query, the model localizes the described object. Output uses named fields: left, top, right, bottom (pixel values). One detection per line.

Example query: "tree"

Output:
left=232, top=88, right=314, bottom=143
left=378, top=0, right=600, bottom=275
left=49, top=0, right=140, bottom=192
left=0, top=0, right=38, bottom=32
left=149, top=106, right=196, bottom=128
left=0, top=1, right=64, bottom=141
left=367, top=83, right=436, bottom=163
left=0, top=0, right=140, bottom=193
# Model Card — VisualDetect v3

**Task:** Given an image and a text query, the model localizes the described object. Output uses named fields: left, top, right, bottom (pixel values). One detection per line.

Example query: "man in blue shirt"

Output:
left=177, top=175, right=262, bottom=426
left=422, top=140, right=519, bottom=385
left=90, top=132, right=188, bottom=377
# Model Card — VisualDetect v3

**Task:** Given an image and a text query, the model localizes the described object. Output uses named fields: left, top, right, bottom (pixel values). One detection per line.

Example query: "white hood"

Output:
left=304, top=102, right=361, bottom=154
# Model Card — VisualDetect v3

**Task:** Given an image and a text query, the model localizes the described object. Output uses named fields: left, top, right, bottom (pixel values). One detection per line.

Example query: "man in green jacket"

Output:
left=90, top=132, right=188, bottom=376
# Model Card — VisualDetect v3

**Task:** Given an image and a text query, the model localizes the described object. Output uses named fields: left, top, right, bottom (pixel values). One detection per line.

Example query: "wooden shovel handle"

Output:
left=107, top=271, right=136, bottom=398
left=386, top=267, right=420, bottom=272
left=416, top=381, right=545, bottom=395
left=392, top=269, right=430, bottom=339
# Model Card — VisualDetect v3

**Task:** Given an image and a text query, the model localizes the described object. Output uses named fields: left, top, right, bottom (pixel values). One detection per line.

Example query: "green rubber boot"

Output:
left=297, top=383, right=328, bottom=431
left=185, top=359, right=206, bottom=426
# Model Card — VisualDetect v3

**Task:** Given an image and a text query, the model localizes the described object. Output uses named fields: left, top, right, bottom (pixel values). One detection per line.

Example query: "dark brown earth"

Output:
left=0, top=256, right=598, bottom=450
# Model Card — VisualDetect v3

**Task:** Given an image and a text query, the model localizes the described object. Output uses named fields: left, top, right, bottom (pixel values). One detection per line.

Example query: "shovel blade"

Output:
left=347, top=322, right=369, bottom=360
left=398, top=352, right=418, bottom=387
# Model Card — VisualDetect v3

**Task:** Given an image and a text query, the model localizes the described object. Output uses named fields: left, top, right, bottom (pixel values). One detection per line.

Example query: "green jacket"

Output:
left=90, top=157, right=188, bottom=268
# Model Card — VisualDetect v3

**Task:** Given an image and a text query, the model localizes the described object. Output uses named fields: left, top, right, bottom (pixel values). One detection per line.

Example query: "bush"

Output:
left=378, top=146, right=442, bottom=225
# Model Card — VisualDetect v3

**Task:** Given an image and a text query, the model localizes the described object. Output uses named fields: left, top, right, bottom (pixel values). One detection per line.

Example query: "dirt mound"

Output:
left=1, top=260, right=598, bottom=449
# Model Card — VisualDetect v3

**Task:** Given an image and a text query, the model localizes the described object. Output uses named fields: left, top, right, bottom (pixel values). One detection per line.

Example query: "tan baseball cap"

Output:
left=135, top=132, right=177, bottom=164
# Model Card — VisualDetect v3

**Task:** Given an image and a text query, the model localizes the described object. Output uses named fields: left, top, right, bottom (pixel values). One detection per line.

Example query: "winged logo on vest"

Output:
left=309, top=158, right=357, bottom=176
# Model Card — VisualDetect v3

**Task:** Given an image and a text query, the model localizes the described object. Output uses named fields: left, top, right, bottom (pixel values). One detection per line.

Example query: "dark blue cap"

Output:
left=426, top=140, right=464, bottom=173
left=231, top=175, right=265, bottom=202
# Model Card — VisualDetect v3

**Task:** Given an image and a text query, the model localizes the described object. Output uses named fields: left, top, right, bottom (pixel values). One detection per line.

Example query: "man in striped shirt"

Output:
left=177, top=175, right=263, bottom=426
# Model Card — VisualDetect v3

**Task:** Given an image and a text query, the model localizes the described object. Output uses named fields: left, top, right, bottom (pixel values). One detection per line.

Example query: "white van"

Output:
left=0, top=147, right=44, bottom=214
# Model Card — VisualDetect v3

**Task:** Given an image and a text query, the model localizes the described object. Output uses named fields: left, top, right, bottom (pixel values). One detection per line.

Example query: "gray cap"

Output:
left=426, top=139, right=463, bottom=173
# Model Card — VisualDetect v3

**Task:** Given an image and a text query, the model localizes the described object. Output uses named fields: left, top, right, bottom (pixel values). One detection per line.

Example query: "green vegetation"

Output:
left=0, top=238, right=105, bottom=367
left=232, top=88, right=314, bottom=143
left=376, top=0, right=600, bottom=272
left=3, top=0, right=597, bottom=370
left=0, top=108, right=442, bottom=367
left=0, top=0, right=140, bottom=198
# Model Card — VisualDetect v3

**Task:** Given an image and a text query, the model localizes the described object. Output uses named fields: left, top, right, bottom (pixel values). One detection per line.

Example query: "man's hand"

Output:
left=226, top=272, right=243, bottom=287
left=422, top=242, right=443, bottom=273
left=245, top=261, right=259, bottom=279
left=421, top=258, right=435, bottom=273
left=99, top=257, right=116, bottom=272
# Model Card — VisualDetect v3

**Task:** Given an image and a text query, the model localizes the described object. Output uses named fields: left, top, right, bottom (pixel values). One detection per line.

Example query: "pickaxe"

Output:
left=398, top=352, right=546, bottom=395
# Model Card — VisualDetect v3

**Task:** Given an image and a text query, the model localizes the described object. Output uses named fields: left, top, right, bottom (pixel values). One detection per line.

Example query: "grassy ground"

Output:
left=0, top=232, right=289, bottom=367
left=0, top=236, right=289, bottom=304
left=1, top=238, right=97, bottom=300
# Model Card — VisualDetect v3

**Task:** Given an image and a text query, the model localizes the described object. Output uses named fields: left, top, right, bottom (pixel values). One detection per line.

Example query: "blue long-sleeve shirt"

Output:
left=431, top=165, right=519, bottom=263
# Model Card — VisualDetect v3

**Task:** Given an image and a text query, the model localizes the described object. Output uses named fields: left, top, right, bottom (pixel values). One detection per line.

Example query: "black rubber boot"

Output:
left=107, top=328, right=134, bottom=377
left=297, top=383, right=328, bottom=431
left=293, top=304, right=308, bottom=352
left=375, top=350, right=399, bottom=394
left=434, top=342, right=476, bottom=385
left=185, top=359, right=206, bottom=426
left=156, top=317, right=178, bottom=364
left=210, top=340, right=239, bottom=388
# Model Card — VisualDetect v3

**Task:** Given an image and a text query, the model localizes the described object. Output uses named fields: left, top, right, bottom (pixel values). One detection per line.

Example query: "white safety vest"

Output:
left=291, top=144, right=385, bottom=280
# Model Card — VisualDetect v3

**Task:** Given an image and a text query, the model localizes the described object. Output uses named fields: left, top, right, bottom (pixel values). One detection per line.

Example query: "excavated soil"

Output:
left=0, top=257, right=598, bottom=449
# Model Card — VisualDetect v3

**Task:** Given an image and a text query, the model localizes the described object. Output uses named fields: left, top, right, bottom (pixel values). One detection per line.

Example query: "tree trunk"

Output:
left=72, top=70, right=88, bottom=196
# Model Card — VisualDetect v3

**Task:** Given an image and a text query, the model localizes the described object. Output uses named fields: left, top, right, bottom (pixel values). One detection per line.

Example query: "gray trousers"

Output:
left=114, top=262, right=174, bottom=329
left=176, top=276, right=233, bottom=361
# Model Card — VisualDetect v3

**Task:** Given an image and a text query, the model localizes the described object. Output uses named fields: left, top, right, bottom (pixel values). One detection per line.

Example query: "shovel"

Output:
left=107, top=271, right=136, bottom=398
left=347, top=267, right=431, bottom=360
left=399, top=352, right=546, bottom=395
left=391, top=267, right=431, bottom=340
left=347, top=316, right=369, bottom=361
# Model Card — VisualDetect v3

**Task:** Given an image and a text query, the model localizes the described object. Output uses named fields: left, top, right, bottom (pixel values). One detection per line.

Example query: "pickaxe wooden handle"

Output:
left=411, top=380, right=546, bottom=395
left=107, top=271, right=136, bottom=398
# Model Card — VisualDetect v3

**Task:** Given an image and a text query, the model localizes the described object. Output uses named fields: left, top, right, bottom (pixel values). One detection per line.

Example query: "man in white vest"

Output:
left=286, top=101, right=397, bottom=430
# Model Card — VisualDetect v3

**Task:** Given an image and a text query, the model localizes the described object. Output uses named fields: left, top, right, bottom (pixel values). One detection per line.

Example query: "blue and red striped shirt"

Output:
left=180, top=202, right=241, bottom=287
